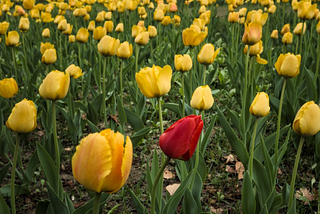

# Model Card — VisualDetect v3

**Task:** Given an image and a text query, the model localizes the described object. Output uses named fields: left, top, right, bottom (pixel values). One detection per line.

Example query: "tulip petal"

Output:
left=157, top=65, right=172, bottom=96
left=182, top=28, right=197, bottom=46
left=298, top=103, right=320, bottom=136
left=280, top=54, right=299, bottom=77
left=121, top=137, right=133, bottom=188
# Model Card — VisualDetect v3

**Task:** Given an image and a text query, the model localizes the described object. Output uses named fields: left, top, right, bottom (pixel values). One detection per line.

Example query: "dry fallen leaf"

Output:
left=163, top=170, right=173, bottom=179
left=166, top=183, right=180, bottom=196
left=277, top=168, right=282, bottom=175
left=225, top=165, right=235, bottom=173
left=210, top=207, right=224, bottom=214
left=224, top=154, right=236, bottom=163
left=295, top=188, right=314, bottom=205
left=235, top=161, right=244, bottom=180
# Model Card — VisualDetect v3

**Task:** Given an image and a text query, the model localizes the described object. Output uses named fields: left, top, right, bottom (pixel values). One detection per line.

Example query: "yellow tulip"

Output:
left=135, top=32, right=149, bottom=45
left=34, top=3, right=44, bottom=11
left=199, top=10, right=211, bottom=25
left=42, top=28, right=50, bottom=38
left=244, top=40, right=263, bottom=56
left=62, top=24, right=73, bottom=35
left=239, top=7, right=247, bottom=16
left=275, top=53, right=301, bottom=78
left=19, top=17, right=29, bottom=32
left=242, top=22, right=262, bottom=45
left=281, top=24, right=290, bottom=35
left=39, top=70, right=70, bottom=100
left=297, top=1, right=317, bottom=20
left=41, top=49, right=57, bottom=64
left=0, top=78, right=18, bottom=99
left=30, top=9, right=40, bottom=19
left=293, top=22, right=306, bottom=35
left=138, top=6, right=146, bottom=15
left=6, top=31, right=20, bottom=47
left=69, top=35, right=75, bottom=43
left=117, top=1, right=125, bottom=13
left=98, top=35, right=120, bottom=57
left=0, top=21, right=10, bottom=35
left=23, top=0, right=34, bottom=10
left=268, top=5, right=276, bottom=14
left=87, top=21, right=95, bottom=31
left=172, top=15, right=181, bottom=27
left=148, top=26, right=157, bottom=38
left=246, top=10, right=268, bottom=26
left=54, top=15, right=64, bottom=25
left=117, top=42, right=133, bottom=59
left=76, top=28, right=89, bottom=43
left=104, top=21, right=114, bottom=33
left=271, top=29, right=278, bottom=39
left=190, top=85, right=214, bottom=110
left=41, top=12, right=54, bottom=23
left=57, top=19, right=68, bottom=31
left=126, top=0, right=138, bottom=11
left=40, top=42, right=54, bottom=55
left=135, top=65, right=172, bottom=98
left=72, top=129, right=132, bottom=193
left=161, top=16, right=171, bottom=26
left=95, top=11, right=105, bottom=22
left=93, top=26, right=106, bottom=41
left=193, top=18, right=206, bottom=31
left=84, top=14, right=90, bottom=21
left=6, top=99, right=37, bottom=133
left=199, top=5, right=207, bottom=14
left=293, top=101, right=320, bottom=137
left=228, top=12, right=239, bottom=23
left=66, top=64, right=83, bottom=79
left=131, top=25, right=146, bottom=38
left=175, top=54, right=192, bottom=72
left=197, top=43, right=220, bottom=65
left=105, top=12, right=112, bottom=20
left=115, top=23, right=124, bottom=33
left=182, top=27, right=207, bottom=46
left=282, top=32, right=293, bottom=44
left=317, top=20, right=320, bottom=34
left=249, top=92, right=270, bottom=117
left=154, top=9, right=164, bottom=22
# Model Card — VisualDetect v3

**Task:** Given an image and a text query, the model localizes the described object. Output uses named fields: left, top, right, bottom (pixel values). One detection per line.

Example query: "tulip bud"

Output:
left=293, top=22, right=306, bottom=35
left=174, top=54, right=192, bottom=72
left=159, top=115, right=204, bottom=161
left=66, top=64, right=83, bottom=79
left=19, top=17, right=30, bottom=32
left=41, top=49, right=57, bottom=64
left=199, top=5, right=207, bottom=14
left=93, top=26, right=106, bottom=41
left=63, top=24, right=73, bottom=35
left=281, top=23, right=290, bottom=35
left=76, top=28, right=89, bottom=43
left=135, top=65, right=172, bottom=98
left=72, top=129, right=132, bottom=193
left=172, top=15, right=181, bottom=26
left=271, top=29, right=278, bottom=39
left=88, top=21, right=95, bottom=31
left=42, top=28, right=50, bottom=38
left=275, top=53, right=301, bottom=78
left=242, top=22, right=262, bottom=45
left=182, top=27, right=207, bottom=46
left=190, top=85, right=214, bottom=110
left=115, top=23, right=124, bottom=32
left=267, top=5, right=276, bottom=14
left=0, top=21, right=10, bottom=36
left=23, top=0, right=35, bottom=10
left=135, top=32, right=149, bottom=45
left=148, top=26, right=157, bottom=38
left=249, top=92, right=270, bottom=117
left=40, top=42, right=54, bottom=55
left=228, top=12, right=239, bottom=23
left=6, top=99, right=37, bottom=133
left=117, top=42, right=133, bottom=59
left=105, top=12, right=112, bottom=20
left=104, top=21, right=114, bottom=33
left=293, top=101, right=320, bottom=137
left=95, top=11, right=105, bottom=22
left=282, top=32, right=293, bottom=44
left=161, top=16, right=171, bottom=26
left=154, top=9, right=164, bottom=22
left=197, top=43, right=220, bottom=65
left=39, top=70, right=70, bottom=100
left=69, top=35, right=75, bottom=43
left=97, top=35, right=120, bottom=57
left=6, top=31, right=20, bottom=47
left=57, top=19, right=68, bottom=31
left=0, top=78, right=18, bottom=99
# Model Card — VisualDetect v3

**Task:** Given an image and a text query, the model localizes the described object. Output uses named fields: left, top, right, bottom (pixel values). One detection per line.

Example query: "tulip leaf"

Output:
left=305, top=69, right=317, bottom=102
left=182, top=188, right=197, bottom=214
left=117, top=96, right=127, bottom=128
left=131, top=127, right=150, bottom=148
left=124, top=108, right=144, bottom=131
left=253, top=158, right=272, bottom=204
left=137, top=95, right=146, bottom=118
left=0, top=193, right=10, bottom=214
left=260, top=135, right=275, bottom=187
left=72, top=193, right=109, bottom=214
left=65, top=194, right=75, bottom=213
left=46, top=183, right=69, bottom=214
left=25, top=151, right=39, bottom=182
left=0, top=185, right=29, bottom=197
left=129, top=189, right=147, bottom=214
left=83, top=70, right=92, bottom=99
left=162, top=170, right=193, bottom=214
left=226, top=107, right=240, bottom=134
left=200, top=115, right=216, bottom=154
left=36, top=201, right=50, bottom=214
left=163, top=103, right=181, bottom=116
left=191, top=171, right=203, bottom=213
left=175, top=160, right=188, bottom=181
left=57, top=105, right=76, bottom=136
left=87, top=102, right=98, bottom=125
left=241, top=171, right=256, bottom=214
left=86, top=119, right=100, bottom=133
left=0, top=163, right=9, bottom=185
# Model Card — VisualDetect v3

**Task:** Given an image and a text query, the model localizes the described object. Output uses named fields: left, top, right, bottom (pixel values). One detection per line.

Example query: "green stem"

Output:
left=249, top=118, right=259, bottom=180
left=158, top=97, right=163, bottom=134
left=135, top=45, right=140, bottom=74
left=11, top=48, right=17, bottom=82
left=103, top=57, right=107, bottom=126
left=203, top=65, right=207, bottom=86
left=182, top=73, right=185, bottom=117
left=59, top=33, right=63, bottom=70
left=119, top=59, right=124, bottom=104
left=299, top=21, right=305, bottom=54
left=78, top=43, right=81, bottom=67
left=151, top=156, right=171, bottom=214
left=288, top=137, right=305, bottom=211
left=295, top=36, right=299, bottom=55
left=92, top=192, right=102, bottom=214
left=10, top=134, right=19, bottom=214
left=52, top=100, right=61, bottom=197
left=282, top=3, right=285, bottom=27
left=315, top=33, right=320, bottom=83
left=275, top=78, right=287, bottom=165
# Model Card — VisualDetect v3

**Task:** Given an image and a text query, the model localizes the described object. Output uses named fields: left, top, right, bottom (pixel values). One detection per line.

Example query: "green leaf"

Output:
left=25, top=151, right=39, bottom=182
left=241, top=171, right=256, bottom=214
left=0, top=185, right=29, bottom=197
left=46, top=183, right=69, bottom=214
left=124, top=108, right=144, bottom=131
left=0, top=192, right=10, bottom=214
left=128, top=189, right=147, bottom=214
left=305, top=69, right=317, bottom=101
left=200, top=115, right=216, bottom=154
left=117, top=97, right=127, bottom=128
left=182, top=189, right=197, bottom=214
left=0, top=163, right=10, bottom=185
left=87, top=102, right=98, bottom=125
left=163, top=103, right=181, bottom=116
left=57, top=106, right=76, bottom=135
left=86, top=119, right=100, bottom=133
left=130, top=127, right=150, bottom=148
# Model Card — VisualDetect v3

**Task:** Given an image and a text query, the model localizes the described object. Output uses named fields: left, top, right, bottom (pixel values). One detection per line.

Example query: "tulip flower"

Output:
left=95, top=11, right=105, bottom=22
left=115, top=23, right=124, bottom=32
left=6, top=99, right=37, bottom=133
left=228, top=12, right=239, bottom=23
left=63, top=24, right=73, bottom=35
left=174, top=54, right=192, bottom=72
left=93, top=26, right=106, bottom=41
left=76, top=28, right=89, bottom=43
left=117, top=42, right=133, bottom=59
left=19, top=17, right=29, bottom=32
left=40, top=42, right=54, bottom=55
left=0, top=78, right=18, bottom=99
left=197, top=43, right=220, bottom=65
left=159, top=115, right=203, bottom=161
left=69, top=35, right=75, bottom=43
left=297, top=1, right=317, bottom=20
left=148, top=26, right=157, bottom=38
left=41, top=49, right=57, bottom=64
left=199, top=5, right=207, bottom=14
left=0, top=21, right=9, bottom=35
left=192, top=18, right=206, bottom=31
left=161, top=16, right=171, bottom=26
left=42, top=28, right=50, bottom=38
left=105, top=12, right=112, bottom=20
left=249, top=92, right=270, bottom=117
left=282, top=32, right=293, bottom=44
left=66, top=64, right=83, bottom=79
left=132, top=25, right=146, bottom=38
left=41, top=12, right=54, bottom=23
left=135, top=65, right=172, bottom=98
left=23, top=0, right=34, bottom=10
left=271, top=30, right=278, bottom=39
left=154, top=9, right=164, bottom=22
left=6, top=31, right=20, bottom=47
left=39, top=70, right=70, bottom=101
left=242, top=22, right=262, bottom=45
left=199, top=10, right=211, bottom=25
left=281, top=24, right=290, bottom=35
left=182, top=27, right=207, bottom=46
left=267, top=5, right=276, bottom=13
left=293, top=22, right=306, bottom=35
left=88, top=21, right=95, bottom=31
left=97, top=35, right=120, bottom=57
left=57, top=19, right=68, bottom=31
left=190, top=85, right=214, bottom=111
left=135, top=32, right=150, bottom=45
left=275, top=53, right=301, bottom=78
left=239, top=8, right=247, bottom=16
left=172, top=15, right=181, bottom=27
left=293, top=101, right=320, bottom=136
left=72, top=129, right=132, bottom=193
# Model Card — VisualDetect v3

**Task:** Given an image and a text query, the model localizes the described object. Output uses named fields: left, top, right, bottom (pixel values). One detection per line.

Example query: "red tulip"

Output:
left=159, top=115, right=203, bottom=161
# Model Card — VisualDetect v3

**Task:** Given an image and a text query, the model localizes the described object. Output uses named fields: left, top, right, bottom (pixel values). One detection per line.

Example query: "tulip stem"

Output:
left=92, top=192, right=102, bottom=214
left=158, top=97, right=164, bottom=134
left=103, top=57, right=107, bottom=127
left=135, top=45, right=140, bottom=74
left=11, top=48, right=17, bottom=83
left=288, top=137, right=305, bottom=211
left=275, top=78, right=286, bottom=165
left=203, top=65, right=207, bottom=86
left=119, top=59, right=124, bottom=104
left=78, top=43, right=81, bottom=67
left=182, top=72, right=185, bottom=117
left=315, top=33, right=320, bottom=83
left=299, top=21, right=305, bottom=54
left=249, top=118, right=259, bottom=180
left=295, top=37, right=299, bottom=55
left=52, top=100, right=61, bottom=198
left=10, top=134, right=19, bottom=214
left=151, top=156, right=171, bottom=214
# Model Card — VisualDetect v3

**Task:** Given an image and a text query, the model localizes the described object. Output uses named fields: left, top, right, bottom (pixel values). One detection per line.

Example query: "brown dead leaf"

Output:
left=224, top=154, right=236, bottom=163
left=277, top=168, right=282, bottom=175
left=110, top=115, right=119, bottom=124
left=235, top=161, right=244, bottom=180
left=65, top=146, right=74, bottom=152
left=36, top=131, right=44, bottom=137
left=225, top=165, right=235, bottom=173
left=210, top=207, right=224, bottom=214
left=295, top=188, right=315, bottom=205
left=166, top=183, right=180, bottom=196
left=163, top=170, right=173, bottom=179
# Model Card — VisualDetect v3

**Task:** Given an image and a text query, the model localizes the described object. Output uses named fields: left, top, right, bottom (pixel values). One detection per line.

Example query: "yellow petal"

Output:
left=157, top=65, right=172, bottom=96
